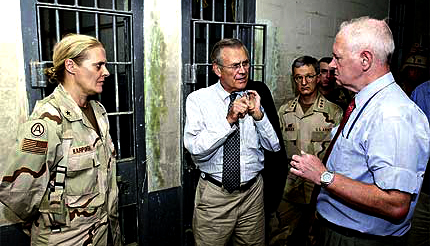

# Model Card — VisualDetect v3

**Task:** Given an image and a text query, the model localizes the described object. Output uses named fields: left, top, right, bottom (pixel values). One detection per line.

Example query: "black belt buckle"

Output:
left=201, top=173, right=223, bottom=188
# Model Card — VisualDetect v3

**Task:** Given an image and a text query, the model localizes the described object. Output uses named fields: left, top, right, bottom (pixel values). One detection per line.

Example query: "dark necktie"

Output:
left=322, top=97, right=356, bottom=165
left=222, top=93, right=241, bottom=193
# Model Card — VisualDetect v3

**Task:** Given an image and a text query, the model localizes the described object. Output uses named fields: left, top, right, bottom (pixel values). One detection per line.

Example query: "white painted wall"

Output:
left=256, top=0, right=390, bottom=108
left=0, top=1, right=28, bottom=225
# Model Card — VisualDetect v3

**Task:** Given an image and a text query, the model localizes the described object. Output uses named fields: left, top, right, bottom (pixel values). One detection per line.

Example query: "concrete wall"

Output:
left=144, top=0, right=182, bottom=192
left=256, top=0, right=390, bottom=108
left=0, top=1, right=28, bottom=225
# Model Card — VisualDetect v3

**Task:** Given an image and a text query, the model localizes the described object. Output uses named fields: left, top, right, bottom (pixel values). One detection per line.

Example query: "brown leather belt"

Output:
left=201, top=172, right=258, bottom=192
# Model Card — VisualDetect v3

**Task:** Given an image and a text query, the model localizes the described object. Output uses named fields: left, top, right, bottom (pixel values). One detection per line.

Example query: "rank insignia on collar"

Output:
left=66, top=111, right=71, bottom=116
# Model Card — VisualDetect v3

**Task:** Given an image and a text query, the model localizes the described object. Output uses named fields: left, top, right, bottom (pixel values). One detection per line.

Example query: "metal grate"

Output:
left=186, top=0, right=267, bottom=92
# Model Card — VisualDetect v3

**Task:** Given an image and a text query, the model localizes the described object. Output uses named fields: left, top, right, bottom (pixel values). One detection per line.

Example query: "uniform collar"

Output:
left=54, top=84, right=106, bottom=122
left=284, top=91, right=330, bottom=114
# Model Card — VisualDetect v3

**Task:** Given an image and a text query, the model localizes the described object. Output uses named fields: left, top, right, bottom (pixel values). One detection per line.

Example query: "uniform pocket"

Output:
left=283, top=129, right=300, bottom=159
left=311, top=131, right=331, bottom=142
left=65, top=151, right=99, bottom=207
left=311, top=131, right=332, bottom=159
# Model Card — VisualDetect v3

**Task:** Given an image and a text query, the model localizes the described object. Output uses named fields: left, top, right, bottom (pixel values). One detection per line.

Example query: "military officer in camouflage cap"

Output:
left=0, top=34, right=123, bottom=245
left=269, top=56, right=342, bottom=245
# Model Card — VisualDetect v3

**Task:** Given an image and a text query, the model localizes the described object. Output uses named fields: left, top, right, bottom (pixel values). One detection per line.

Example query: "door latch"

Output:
left=30, top=61, right=52, bottom=88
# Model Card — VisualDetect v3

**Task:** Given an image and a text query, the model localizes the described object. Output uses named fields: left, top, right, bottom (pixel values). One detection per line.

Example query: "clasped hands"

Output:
left=226, top=90, right=263, bottom=124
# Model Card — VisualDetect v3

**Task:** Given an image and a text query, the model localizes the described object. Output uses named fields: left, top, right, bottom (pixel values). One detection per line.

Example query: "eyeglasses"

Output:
left=218, top=60, right=250, bottom=71
left=294, top=74, right=317, bottom=83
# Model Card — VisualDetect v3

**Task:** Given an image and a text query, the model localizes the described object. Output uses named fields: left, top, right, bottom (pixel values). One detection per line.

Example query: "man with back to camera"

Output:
left=318, top=57, right=352, bottom=111
left=269, top=56, right=342, bottom=245
left=289, top=16, right=430, bottom=246
left=184, top=38, right=283, bottom=246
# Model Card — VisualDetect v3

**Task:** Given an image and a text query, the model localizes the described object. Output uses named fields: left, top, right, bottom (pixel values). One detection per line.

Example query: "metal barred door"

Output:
left=21, top=0, right=145, bottom=245
left=181, top=0, right=266, bottom=244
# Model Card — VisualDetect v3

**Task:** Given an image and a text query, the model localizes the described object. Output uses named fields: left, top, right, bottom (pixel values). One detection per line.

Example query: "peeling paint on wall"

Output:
left=144, top=0, right=182, bottom=193
left=145, top=11, right=168, bottom=191
left=257, top=19, right=292, bottom=108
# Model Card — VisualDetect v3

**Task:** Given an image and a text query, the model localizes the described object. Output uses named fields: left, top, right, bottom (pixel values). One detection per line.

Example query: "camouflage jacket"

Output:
left=0, top=84, right=121, bottom=244
left=278, top=92, right=342, bottom=203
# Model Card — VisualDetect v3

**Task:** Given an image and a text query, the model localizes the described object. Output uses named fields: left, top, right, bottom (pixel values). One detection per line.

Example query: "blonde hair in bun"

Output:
left=44, top=33, right=104, bottom=84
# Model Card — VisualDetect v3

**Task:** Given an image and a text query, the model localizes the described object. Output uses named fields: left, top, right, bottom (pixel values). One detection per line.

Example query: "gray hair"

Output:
left=337, top=16, right=394, bottom=64
left=210, top=38, right=249, bottom=65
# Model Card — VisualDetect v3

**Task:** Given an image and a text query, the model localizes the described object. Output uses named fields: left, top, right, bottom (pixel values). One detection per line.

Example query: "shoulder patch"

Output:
left=31, top=123, right=45, bottom=137
left=21, top=138, right=48, bottom=155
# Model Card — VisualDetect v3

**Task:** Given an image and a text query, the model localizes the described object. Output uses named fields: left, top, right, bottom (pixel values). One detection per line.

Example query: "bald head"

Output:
left=337, top=16, right=394, bottom=65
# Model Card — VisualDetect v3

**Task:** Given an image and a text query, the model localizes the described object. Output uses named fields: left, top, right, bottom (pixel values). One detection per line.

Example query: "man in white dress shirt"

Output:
left=184, top=38, right=281, bottom=246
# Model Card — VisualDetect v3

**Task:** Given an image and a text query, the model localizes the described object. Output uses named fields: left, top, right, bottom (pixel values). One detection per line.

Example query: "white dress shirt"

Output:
left=184, top=81, right=280, bottom=183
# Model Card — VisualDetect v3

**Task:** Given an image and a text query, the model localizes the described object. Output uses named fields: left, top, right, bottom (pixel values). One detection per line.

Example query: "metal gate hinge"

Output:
left=184, top=63, right=197, bottom=84
left=30, top=61, right=52, bottom=88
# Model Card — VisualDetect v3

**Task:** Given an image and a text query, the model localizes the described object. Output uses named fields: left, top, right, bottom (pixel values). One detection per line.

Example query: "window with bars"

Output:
left=187, top=0, right=266, bottom=92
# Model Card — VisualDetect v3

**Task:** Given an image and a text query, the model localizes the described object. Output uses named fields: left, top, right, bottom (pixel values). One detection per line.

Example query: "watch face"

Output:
left=321, top=171, right=334, bottom=187
left=322, top=172, right=332, bottom=182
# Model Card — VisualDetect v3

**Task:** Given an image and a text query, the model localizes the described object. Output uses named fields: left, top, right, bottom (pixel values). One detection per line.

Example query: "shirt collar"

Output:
left=214, top=80, right=247, bottom=101
left=355, top=72, right=394, bottom=110
left=214, top=81, right=231, bottom=101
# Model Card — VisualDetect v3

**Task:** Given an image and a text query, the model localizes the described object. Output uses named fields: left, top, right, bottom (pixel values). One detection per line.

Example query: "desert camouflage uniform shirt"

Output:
left=0, top=84, right=122, bottom=246
left=269, top=92, right=342, bottom=246
left=278, top=91, right=342, bottom=203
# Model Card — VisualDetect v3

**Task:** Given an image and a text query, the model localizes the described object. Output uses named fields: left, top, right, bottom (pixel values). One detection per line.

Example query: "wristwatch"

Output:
left=320, top=171, right=335, bottom=188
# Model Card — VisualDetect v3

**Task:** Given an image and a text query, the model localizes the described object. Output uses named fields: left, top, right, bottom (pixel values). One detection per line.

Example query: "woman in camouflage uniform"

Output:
left=0, top=34, right=122, bottom=245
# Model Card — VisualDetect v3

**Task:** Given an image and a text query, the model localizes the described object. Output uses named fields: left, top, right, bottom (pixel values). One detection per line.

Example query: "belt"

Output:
left=201, top=172, right=258, bottom=192
left=317, top=213, right=402, bottom=240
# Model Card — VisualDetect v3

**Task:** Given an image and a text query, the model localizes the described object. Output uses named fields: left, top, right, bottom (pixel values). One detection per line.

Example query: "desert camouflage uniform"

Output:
left=0, top=84, right=122, bottom=246
left=269, top=92, right=342, bottom=245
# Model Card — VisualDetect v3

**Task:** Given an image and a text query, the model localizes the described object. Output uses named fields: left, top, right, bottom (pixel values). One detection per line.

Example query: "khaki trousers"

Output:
left=193, top=174, right=265, bottom=246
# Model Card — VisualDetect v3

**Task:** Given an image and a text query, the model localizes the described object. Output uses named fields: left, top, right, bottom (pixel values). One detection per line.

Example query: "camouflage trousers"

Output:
left=30, top=207, right=122, bottom=246
left=268, top=199, right=319, bottom=246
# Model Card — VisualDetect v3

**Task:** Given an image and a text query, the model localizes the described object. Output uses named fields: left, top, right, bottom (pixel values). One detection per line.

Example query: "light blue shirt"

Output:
left=184, top=82, right=280, bottom=183
left=411, top=80, right=430, bottom=119
left=411, top=80, right=430, bottom=194
left=317, top=72, right=430, bottom=236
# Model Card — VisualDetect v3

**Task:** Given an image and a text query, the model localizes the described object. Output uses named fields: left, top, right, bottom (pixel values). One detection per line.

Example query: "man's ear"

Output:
left=361, top=50, right=372, bottom=72
left=213, top=63, right=222, bottom=77
left=65, top=58, right=76, bottom=74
